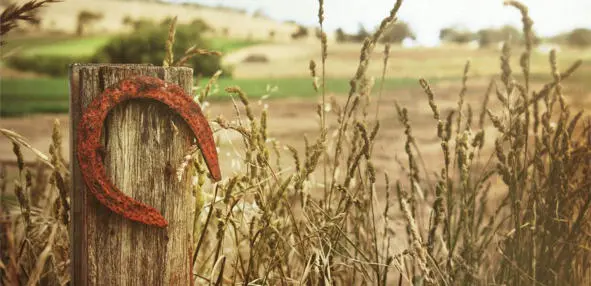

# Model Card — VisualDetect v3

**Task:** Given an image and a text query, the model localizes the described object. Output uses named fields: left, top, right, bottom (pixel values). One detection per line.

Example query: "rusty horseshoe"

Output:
left=76, top=76, right=221, bottom=228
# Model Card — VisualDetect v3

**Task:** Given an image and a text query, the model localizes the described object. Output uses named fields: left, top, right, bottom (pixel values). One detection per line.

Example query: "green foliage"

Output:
left=16, top=35, right=111, bottom=57
left=189, top=18, right=211, bottom=33
left=0, top=76, right=423, bottom=116
left=3, top=35, right=110, bottom=77
left=122, top=17, right=155, bottom=31
left=208, top=37, right=259, bottom=53
left=0, top=77, right=68, bottom=116
left=0, top=33, right=251, bottom=78
left=92, top=22, right=228, bottom=77
left=5, top=54, right=89, bottom=77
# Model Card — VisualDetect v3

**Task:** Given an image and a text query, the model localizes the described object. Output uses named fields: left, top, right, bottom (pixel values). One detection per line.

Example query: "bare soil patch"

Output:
left=0, top=82, right=499, bottom=186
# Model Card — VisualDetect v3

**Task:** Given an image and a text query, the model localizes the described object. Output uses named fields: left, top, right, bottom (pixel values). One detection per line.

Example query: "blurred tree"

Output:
left=92, top=23, right=228, bottom=77
left=291, top=25, right=308, bottom=40
left=76, top=10, right=103, bottom=36
left=530, top=30, right=542, bottom=46
left=354, top=23, right=371, bottom=42
left=335, top=28, right=347, bottom=43
left=477, top=25, right=527, bottom=48
left=380, top=21, right=415, bottom=43
left=567, top=28, right=591, bottom=47
left=189, top=18, right=211, bottom=33
left=500, top=25, right=522, bottom=43
left=122, top=15, right=133, bottom=26
left=122, top=16, right=154, bottom=31
left=315, top=27, right=322, bottom=39
left=440, top=27, right=476, bottom=44
left=477, top=29, right=500, bottom=47
left=252, top=8, right=266, bottom=18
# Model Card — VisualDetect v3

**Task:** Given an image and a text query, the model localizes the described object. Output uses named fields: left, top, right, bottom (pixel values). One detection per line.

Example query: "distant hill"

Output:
left=2, top=0, right=311, bottom=42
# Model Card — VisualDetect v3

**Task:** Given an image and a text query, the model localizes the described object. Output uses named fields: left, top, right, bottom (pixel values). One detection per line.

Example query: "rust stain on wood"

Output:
left=76, top=76, right=221, bottom=228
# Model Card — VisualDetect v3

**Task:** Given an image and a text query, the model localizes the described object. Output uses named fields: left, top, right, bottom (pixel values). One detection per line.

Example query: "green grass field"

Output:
left=4, top=34, right=259, bottom=58
left=2, top=61, right=589, bottom=117
left=20, top=36, right=112, bottom=57
left=2, top=34, right=589, bottom=117
left=0, top=77, right=423, bottom=117
left=4, top=35, right=111, bottom=57
left=209, top=38, right=261, bottom=53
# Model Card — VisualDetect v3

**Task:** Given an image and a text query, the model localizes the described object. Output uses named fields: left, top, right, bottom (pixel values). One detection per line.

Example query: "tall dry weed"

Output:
left=1, top=0, right=590, bottom=285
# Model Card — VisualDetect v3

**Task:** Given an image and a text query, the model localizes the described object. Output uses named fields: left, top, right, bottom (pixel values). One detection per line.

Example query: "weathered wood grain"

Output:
left=70, top=64, right=195, bottom=285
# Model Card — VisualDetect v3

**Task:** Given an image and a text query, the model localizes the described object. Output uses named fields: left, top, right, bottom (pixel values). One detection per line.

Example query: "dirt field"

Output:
left=224, top=42, right=591, bottom=79
left=0, top=79, right=509, bottom=192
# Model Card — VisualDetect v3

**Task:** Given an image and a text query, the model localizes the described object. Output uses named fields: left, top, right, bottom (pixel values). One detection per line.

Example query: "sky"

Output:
left=169, top=0, right=591, bottom=46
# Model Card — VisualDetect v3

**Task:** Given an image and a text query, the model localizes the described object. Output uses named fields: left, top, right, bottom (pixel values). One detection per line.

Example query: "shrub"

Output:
left=440, top=27, right=477, bottom=44
left=189, top=18, right=211, bottom=33
left=380, top=21, right=415, bottom=43
left=335, top=22, right=415, bottom=44
left=335, top=27, right=347, bottom=43
left=121, top=16, right=155, bottom=31
left=354, top=23, right=371, bottom=42
left=291, top=25, right=308, bottom=39
left=92, top=22, right=228, bottom=77
left=567, top=28, right=591, bottom=47
left=476, top=25, right=540, bottom=48
left=5, top=54, right=89, bottom=76
left=76, top=10, right=102, bottom=36
left=333, top=26, right=370, bottom=43
left=242, top=53, right=269, bottom=63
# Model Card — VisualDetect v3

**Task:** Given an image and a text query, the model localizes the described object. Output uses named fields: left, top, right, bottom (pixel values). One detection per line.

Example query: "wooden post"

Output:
left=69, top=64, right=195, bottom=285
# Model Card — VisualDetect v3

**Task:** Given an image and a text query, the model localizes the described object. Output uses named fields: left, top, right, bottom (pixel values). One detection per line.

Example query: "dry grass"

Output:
left=223, top=42, right=591, bottom=79
left=1, top=120, right=69, bottom=285
left=0, top=0, right=59, bottom=46
left=1, top=0, right=591, bottom=285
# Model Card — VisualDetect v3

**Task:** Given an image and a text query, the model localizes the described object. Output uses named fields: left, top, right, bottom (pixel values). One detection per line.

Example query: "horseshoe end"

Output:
left=143, top=218, right=168, bottom=228
left=143, top=217, right=168, bottom=228
left=201, top=150, right=222, bottom=182
left=210, top=167, right=222, bottom=182
left=154, top=219, right=168, bottom=228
